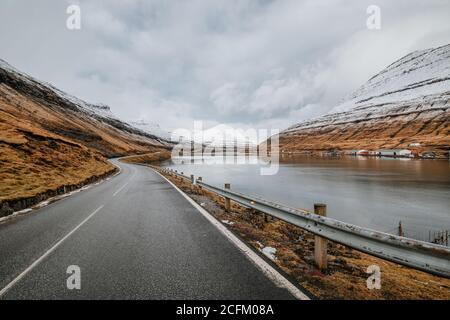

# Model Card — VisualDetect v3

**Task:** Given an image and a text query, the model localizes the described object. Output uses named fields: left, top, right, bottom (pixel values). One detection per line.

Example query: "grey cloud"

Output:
left=0, top=0, right=449, bottom=132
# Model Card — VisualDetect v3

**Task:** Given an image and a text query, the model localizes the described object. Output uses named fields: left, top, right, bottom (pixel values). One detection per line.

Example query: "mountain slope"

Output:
left=0, top=59, right=171, bottom=157
left=278, top=44, right=450, bottom=156
left=129, top=119, right=172, bottom=141
left=0, top=59, right=172, bottom=216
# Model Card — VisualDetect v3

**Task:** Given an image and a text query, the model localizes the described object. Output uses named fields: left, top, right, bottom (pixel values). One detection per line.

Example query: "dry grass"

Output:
left=0, top=83, right=168, bottom=211
left=275, top=110, right=450, bottom=157
left=159, top=171, right=450, bottom=300
left=0, top=84, right=169, bottom=157
left=121, top=151, right=172, bottom=165
left=0, top=123, right=114, bottom=203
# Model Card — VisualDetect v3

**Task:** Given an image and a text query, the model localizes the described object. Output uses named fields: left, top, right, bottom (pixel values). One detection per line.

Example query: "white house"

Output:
left=377, top=149, right=412, bottom=157
left=398, top=149, right=412, bottom=157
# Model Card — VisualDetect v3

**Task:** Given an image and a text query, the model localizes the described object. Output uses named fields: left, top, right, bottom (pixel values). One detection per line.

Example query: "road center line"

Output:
left=0, top=205, right=105, bottom=298
left=112, top=169, right=136, bottom=197
left=113, top=182, right=129, bottom=197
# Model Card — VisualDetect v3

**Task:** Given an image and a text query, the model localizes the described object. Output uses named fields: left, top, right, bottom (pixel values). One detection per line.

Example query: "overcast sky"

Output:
left=1, top=0, right=449, bottom=132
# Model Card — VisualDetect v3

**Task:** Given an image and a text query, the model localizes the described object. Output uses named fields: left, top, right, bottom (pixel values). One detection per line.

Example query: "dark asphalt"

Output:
left=0, top=160, right=296, bottom=299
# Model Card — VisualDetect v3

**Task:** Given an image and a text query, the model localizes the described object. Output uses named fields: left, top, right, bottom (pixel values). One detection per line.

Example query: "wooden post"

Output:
left=446, top=230, right=449, bottom=246
left=398, top=221, right=404, bottom=237
left=224, top=183, right=231, bottom=212
left=314, top=203, right=328, bottom=271
left=197, top=177, right=202, bottom=191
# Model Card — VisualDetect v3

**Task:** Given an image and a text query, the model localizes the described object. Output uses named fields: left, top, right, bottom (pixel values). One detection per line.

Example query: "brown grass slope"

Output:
left=0, top=61, right=172, bottom=217
left=278, top=105, right=450, bottom=156
left=275, top=44, right=450, bottom=156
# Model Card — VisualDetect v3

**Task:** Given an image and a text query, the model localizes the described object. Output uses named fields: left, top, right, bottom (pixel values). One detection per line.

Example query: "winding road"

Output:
left=0, top=160, right=303, bottom=300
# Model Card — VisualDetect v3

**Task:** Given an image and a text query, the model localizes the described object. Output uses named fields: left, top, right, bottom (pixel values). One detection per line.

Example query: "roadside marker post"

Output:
left=224, top=183, right=231, bottom=212
left=314, top=203, right=328, bottom=271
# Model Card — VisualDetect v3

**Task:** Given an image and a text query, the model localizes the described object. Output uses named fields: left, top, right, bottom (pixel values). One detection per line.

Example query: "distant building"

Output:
left=409, top=142, right=421, bottom=147
left=357, top=150, right=369, bottom=156
left=398, top=149, right=412, bottom=157
left=421, top=152, right=436, bottom=159
left=377, top=149, right=412, bottom=157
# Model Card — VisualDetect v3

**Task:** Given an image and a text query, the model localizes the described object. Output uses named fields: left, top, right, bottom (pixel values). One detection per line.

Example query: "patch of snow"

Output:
left=260, top=246, right=277, bottom=261
left=36, top=201, right=50, bottom=208
left=221, top=220, right=235, bottom=225
left=0, top=208, right=32, bottom=224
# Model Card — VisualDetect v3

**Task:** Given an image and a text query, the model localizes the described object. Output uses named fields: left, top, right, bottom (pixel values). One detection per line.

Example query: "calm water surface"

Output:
left=163, top=155, right=450, bottom=241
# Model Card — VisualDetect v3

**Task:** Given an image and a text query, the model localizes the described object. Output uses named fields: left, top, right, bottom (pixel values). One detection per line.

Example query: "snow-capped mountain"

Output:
left=332, top=44, right=450, bottom=114
left=0, top=59, right=117, bottom=120
left=279, top=44, right=450, bottom=156
left=0, top=59, right=172, bottom=156
left=129, top=120, right=171, bottom=141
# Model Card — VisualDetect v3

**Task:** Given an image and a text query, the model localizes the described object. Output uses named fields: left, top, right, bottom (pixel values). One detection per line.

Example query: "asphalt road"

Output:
left=0, top=160, right=296, bottom=300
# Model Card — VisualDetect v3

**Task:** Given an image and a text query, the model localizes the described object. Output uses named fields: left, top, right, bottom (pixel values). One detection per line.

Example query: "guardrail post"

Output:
left=398, top=221, right=404, bottom=237
left=314, top=203, right=328, bottom=271
left=224, top=183, right=231, bottom=212
left=191, top=175, right=194, bottom=184
left=197, top=177, right=202, bottom=192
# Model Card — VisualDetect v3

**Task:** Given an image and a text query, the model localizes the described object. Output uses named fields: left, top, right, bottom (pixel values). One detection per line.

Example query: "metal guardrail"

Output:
left=161, top=168, right=193, bottom=182
left=159, top=168, right=450, bottom=278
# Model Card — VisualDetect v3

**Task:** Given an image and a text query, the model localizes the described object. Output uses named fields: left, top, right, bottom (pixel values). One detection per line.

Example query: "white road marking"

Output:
left=113, top=182, right=130, bottom=197
left=0, top=205, right=105, bottom=298
left=153, top=169, right=311, bottom=301
left=112, top=168, right=136, bottom=197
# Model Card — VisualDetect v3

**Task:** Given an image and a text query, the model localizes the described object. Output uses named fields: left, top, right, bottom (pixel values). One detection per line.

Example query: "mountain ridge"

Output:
left=0, top=59, right=172, bottom=216
left=0, top=59, right=171, bottom=151
left=278, top=44, right=450, bottom=156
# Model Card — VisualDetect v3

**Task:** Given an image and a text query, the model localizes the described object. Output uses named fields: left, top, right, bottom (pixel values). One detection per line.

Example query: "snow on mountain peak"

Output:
left=129, top=120, right=171, bottom=140
left=331, top=44, right=450, bottom=113
left=0, top=58, right=171, bottom=142
left=284, top=44, right=450, bottom=133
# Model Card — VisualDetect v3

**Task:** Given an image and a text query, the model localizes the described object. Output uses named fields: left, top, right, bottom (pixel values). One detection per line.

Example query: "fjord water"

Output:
left=164, top=155, right=450, bottom=241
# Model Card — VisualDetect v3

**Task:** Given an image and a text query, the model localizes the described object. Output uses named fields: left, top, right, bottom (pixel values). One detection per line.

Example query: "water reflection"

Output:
left=164, top=155, right=450, bottom=242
